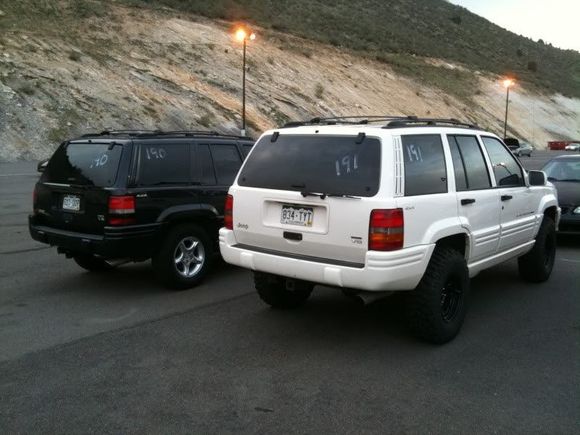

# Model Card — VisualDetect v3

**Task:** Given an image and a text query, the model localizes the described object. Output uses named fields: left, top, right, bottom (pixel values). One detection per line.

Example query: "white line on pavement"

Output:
left=0, top=173, right=37, bottom=177
left=561, top=258, right=580, bottom=264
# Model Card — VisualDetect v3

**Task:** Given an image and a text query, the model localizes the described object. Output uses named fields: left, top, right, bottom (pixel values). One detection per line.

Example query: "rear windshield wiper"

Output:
left=300, top=191, right=327, bottom=199
left=326, top=193, right=361, bottom=199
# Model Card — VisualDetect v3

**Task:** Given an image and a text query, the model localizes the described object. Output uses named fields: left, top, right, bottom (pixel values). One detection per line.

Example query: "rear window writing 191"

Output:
left=238, top=134, right=381, bottom=197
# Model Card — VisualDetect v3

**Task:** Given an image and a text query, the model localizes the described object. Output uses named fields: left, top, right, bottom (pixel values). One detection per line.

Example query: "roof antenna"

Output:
left=271, top=131, right=280, bottom=142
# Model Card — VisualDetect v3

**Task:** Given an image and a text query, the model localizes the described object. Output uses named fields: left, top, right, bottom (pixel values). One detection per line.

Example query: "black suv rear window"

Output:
left=238, top=134, right=381, bottom=197
left=45, top=143, right=122, bottom=187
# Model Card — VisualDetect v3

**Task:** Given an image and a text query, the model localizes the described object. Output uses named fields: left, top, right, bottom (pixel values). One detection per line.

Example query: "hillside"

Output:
left=0, top=0, right=579, bottom=160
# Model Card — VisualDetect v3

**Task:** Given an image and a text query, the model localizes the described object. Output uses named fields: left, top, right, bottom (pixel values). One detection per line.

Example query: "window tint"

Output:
left=137, top=144, right=190, bottom=186
left=241, top=144, right=253, bottom=158
left=209, top=144, right=243, bottom=185
left=197, top=144, right=216, bottom=185
left=238, top=134, right=381, bottom=197
left=46, top=143, right=122, bottom=187
left=448, top=135, right=491, bottom=191
left=481, top=137, right=524, bottom=187
left=402, top=134, right=447, bottom=196
left=447, top=136, right=467, bottom=191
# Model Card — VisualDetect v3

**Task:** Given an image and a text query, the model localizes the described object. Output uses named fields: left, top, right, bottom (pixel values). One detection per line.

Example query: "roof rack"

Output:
left=281, top=115, right=415, bottom=128
left=383, top=118, right=479, bottom=129
left=80, top=130, right=251, bottom=139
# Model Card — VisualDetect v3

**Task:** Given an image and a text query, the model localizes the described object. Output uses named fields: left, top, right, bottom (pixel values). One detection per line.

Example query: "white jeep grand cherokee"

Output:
left=220, top=116, right=560, bottom=343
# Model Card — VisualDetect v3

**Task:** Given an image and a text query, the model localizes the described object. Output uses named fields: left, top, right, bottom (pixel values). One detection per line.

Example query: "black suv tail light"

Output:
left=108, top=195, right=136, bottom=226
left=369, top=209, right=404, bottom=251
left=224, top=195, right=234, bottom=230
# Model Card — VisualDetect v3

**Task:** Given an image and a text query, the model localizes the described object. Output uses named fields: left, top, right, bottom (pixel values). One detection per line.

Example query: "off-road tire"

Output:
left=518, top=216, right=556, bottom=283
left=406, top=247, right=470, bottom=344
left=153, top=224, right=213, bottom=290
left=73, top=254, right=113, bottom=272
left=255, top=272, right=313, bottom=309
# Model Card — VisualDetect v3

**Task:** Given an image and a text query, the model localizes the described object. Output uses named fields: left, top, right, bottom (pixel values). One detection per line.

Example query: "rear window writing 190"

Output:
left=137, top=144, right=190, bottom=186
left=238, top=134, right=381, bottom=197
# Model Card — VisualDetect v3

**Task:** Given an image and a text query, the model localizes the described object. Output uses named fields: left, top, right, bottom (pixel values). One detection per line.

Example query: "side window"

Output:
left=481, top=137, right=524, bottom=187
left=241, top=144, right=253, bottom=158
left=447, top=136, right=467, bottom=191
left=209, top=144, right=243, bottom=185
left=137, top=143, right=190, bottom=186
left=402, top=134, right=447, bottom=196
left=447, top=135, right=491, bottom=191
left=197, top=144, right=217, bottom=185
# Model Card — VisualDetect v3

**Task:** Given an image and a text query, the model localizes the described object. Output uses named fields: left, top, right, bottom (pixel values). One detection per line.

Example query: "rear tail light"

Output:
left=224, top=194, right=234, bottom=230
left=369, top=209, right=404, bottom=251
left=108, top=195, right=136, bottom=225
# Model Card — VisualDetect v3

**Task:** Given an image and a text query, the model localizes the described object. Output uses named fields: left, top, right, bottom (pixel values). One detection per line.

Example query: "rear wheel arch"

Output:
left=433, top=233, right=469, bottom=259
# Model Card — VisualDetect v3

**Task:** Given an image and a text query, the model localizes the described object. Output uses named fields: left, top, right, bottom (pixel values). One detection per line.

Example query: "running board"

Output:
left=468, top=241, right=535, bottom=277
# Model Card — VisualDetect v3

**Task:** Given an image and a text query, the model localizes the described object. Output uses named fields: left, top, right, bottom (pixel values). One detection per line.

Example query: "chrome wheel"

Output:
left=174, top=236, right=205, bottom=278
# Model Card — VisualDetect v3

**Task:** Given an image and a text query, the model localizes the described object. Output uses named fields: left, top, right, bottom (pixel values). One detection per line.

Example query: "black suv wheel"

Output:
left=406, top=247, right=470, bottom=344
left=153, top=224, right=213, bottom=290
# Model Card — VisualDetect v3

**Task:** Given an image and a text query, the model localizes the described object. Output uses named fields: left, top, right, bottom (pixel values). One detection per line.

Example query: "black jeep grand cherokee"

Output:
left=29, top=130, right=254, bottom=289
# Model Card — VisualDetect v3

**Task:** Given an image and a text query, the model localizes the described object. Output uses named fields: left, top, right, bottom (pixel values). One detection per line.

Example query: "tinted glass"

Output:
left=481, top=137, right=524, bottom=187
left=137, top=144, right=190, bottom=186
left=209, top=144, right=243, bottom=185
left=402, top=134, right=447, bottom=196
left=45, top=143, right=122, bottom=187
left=542, top=159, right=580, bottom=182
left=449, top=135, right=491, bottom=190
left=447, top=136, right=467, bottom=191
left=238, top=134, right=381, bottom=197
left=197, top=144, right=217, bottom=185
left=241, top=144, right=253, bottom=158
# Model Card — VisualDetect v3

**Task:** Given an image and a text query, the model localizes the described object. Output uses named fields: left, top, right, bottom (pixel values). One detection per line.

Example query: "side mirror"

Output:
left=37, top=159, right=48, bottom=173
left=528, top=170, right=546, bottom=186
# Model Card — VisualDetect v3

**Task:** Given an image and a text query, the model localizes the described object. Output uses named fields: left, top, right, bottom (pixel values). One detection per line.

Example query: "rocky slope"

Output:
left=0, top=4, right=578, bottom=161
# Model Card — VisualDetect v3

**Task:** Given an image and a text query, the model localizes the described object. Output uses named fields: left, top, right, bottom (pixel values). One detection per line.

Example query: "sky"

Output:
left=448, top=0, right=579, bottom=52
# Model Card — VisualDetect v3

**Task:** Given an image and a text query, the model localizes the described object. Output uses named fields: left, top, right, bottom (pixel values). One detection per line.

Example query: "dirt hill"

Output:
left=0, top=2, right=578, bottom=161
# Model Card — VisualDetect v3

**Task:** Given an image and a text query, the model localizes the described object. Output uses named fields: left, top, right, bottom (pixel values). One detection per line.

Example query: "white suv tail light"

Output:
left=369, top=209, right=404, bottom=251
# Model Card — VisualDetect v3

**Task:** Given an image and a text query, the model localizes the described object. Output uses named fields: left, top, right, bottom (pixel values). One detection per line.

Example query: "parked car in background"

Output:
left=542, top=155, right=580, bottom=233
left=30, top=130, right=254, bottom=289
left=504, top=138, right=532, bottom=157
left=220, top=116, right=559, bottom=344
left=513, top=142, right=533, bottom=157
left=564, top=143, right=580, bottom=152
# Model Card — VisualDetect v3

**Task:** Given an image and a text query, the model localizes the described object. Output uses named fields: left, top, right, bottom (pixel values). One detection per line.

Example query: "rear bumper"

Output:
left=219, top=228, right=434, bottom=291
left=29, top=216, right=161, bottom=259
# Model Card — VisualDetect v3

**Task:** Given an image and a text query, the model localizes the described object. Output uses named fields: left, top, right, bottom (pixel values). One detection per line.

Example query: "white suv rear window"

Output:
left=238, top=134, right=381, bottom=197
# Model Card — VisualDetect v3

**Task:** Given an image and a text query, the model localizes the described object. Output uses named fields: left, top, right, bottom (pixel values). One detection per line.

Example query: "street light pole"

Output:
left=502, top=78, right=514, bottom=139
left=242, top=37, right=246, bottom=137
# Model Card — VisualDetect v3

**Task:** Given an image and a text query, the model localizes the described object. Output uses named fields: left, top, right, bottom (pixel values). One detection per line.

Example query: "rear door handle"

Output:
left=501, top=195, right=513, bottom=201
left=461, top=198, right=476, bottom=205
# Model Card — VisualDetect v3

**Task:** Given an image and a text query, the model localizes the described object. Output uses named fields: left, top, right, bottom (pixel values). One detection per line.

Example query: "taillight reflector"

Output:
left=108, top=195, right=135, bottom=214
left=108, top=195, right=135, bottom=225
left=369, top=208, right=404, bottom=251
left=224, top=194, right=234, bottom=230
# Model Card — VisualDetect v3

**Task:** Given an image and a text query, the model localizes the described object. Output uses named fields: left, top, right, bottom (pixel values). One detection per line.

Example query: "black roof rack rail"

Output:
left=383, top=118, right=479, bottom=129
left=281, top=115, right=416, bottom=128
left=80, top=130, right=252, bottom=140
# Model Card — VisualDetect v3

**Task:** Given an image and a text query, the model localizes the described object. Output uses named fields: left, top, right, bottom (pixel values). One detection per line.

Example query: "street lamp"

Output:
left=234, top=27, right=256, bottom=137
left=502, top=78, right=514, bottom=139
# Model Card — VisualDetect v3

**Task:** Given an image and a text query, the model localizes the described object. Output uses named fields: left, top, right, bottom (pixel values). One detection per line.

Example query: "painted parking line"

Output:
left=0, top=173, right=37, bottom=177
left=561, top=258, right=580, bottom=264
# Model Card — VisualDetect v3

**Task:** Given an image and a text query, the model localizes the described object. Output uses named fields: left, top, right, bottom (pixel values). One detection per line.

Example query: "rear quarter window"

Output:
left=402, top=134, right=447, bottom=196
left=136, top=143, right=190, bottom=186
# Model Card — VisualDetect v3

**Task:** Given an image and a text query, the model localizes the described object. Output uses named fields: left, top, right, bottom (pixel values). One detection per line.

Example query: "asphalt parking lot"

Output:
left=1, top=151, right=578, bottom=433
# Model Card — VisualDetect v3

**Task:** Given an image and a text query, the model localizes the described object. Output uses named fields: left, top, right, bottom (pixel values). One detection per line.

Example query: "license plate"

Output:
left=281, top=205, right=313, bottom=227
left=62, top=195, right=81, bottom=211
